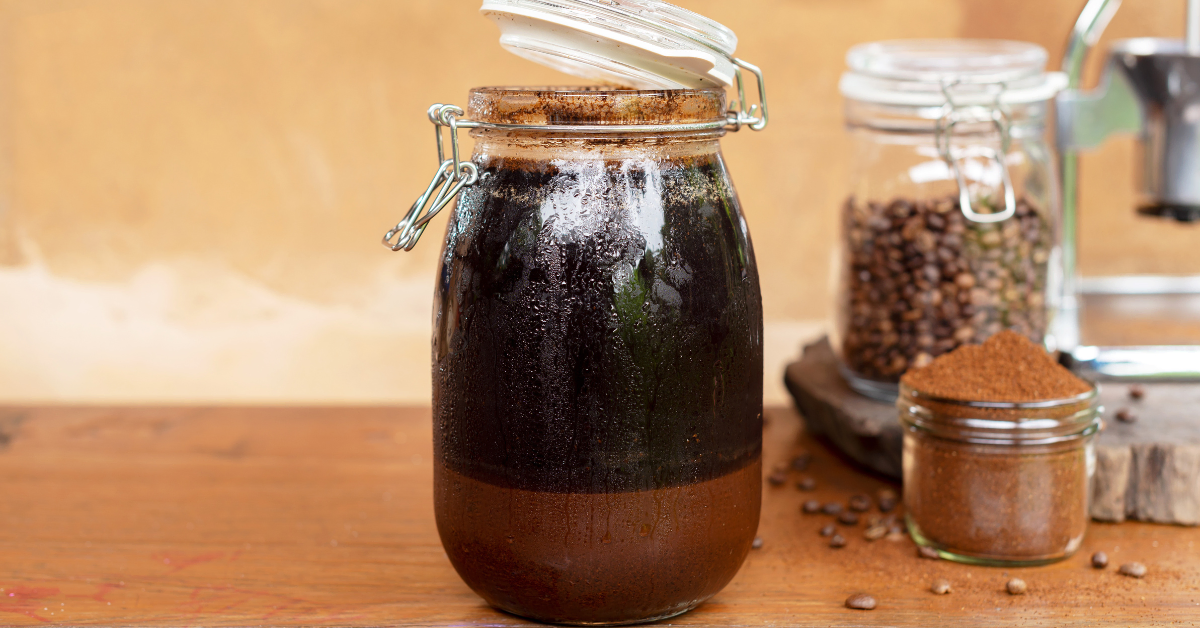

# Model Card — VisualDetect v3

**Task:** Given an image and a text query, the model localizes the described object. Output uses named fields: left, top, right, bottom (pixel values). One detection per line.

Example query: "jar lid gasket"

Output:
left=480, top=0, right=740, bottom=89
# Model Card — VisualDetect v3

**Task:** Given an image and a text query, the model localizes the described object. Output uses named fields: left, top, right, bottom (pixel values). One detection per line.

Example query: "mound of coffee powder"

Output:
left=901, top=330, right=1091, bottom=402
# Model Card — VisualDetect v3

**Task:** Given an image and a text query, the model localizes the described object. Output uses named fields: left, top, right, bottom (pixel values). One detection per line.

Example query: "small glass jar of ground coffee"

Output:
left=833, top=40, right=1068, bottom=400
left=898, top=331, right=1102, bottom=566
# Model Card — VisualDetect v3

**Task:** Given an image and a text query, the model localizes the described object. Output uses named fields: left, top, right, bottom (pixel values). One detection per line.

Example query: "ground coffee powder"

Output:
left=901, top=330, right=1091, bottom=402
left=898, top=331, right=1100, bottom=565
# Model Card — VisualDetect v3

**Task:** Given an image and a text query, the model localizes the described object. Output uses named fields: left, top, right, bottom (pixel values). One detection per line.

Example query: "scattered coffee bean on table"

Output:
left=848, top=494, right=871, bottom=512
left=1006, top=578, right=1027, bottom=595
left=830, top=534, right=847, bottom=548
left=767, top=470, right=787, bottom=486
left=820, top=524, right=836, bottom=537
left=751, top=536, right=764, bottom=550
left=797, top=477, right=817, bottom=491
left=877, top=488, right=898, bottom=513
left=837, top=194, right=1053, bottom=382
left=1116, top=408, right=1137, bottom=423
left=1119, top=562, right=1147, bottom=578
left=864, top=524, right=888, bottom=541
left=886, top=525, right=906, bottom=541
left=930, top=579, right=951, bottom=595
left=791, top=452, right=812, bottom=471
left=1129, top=384, right=1145, bottom=400
left=845, top=593, right=876, bottom=610
left=838, top=511, right=860, bottom=526
left=803, top=500, right=822, bottom=514
left=1092, top=551, right=1108, bottom=569
left=823, top=502, right=844, bottom=516
left=918, top=546, right=940, bottom=560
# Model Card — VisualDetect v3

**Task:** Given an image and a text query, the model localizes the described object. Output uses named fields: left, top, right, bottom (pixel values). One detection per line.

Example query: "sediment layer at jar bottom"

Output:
left=435, top=458, right=761, bottom=625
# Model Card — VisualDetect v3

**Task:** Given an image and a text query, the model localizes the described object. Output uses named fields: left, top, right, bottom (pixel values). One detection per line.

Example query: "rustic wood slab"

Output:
left=0, top=405, right=1198, bottom=626
left=784, top=336, right=1200, bottom=525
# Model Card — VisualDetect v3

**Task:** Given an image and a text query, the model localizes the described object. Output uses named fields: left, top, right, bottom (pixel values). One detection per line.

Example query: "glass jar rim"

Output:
left=467, top=86, right=729, bottom=127
left=898, top=382, right=1100, bottom=410
left=898, top=383, right=1103, bottom=446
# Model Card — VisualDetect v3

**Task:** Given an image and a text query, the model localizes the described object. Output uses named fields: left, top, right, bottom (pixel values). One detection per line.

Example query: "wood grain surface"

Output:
left=0, top=405, right=1197, bottom=626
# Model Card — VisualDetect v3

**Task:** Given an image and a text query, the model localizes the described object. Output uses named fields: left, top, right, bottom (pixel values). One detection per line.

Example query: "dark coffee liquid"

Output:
left=433, top=148, right=763, bottom=624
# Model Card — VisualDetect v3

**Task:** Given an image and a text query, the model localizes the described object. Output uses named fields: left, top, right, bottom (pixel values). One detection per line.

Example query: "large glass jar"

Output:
left=430, top=88, right=763, bottom=625
left=832, top=40, right=1068, bottom=400
left=898, top=382, right=1101, bottom=566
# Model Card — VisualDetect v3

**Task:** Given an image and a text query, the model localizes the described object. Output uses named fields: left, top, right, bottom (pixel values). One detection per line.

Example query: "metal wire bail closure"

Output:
left=382, top=105, right=479, bottom=252
left=382, top=62, right=766, bottom=251
left=934, top=81, right=1018, bottom=224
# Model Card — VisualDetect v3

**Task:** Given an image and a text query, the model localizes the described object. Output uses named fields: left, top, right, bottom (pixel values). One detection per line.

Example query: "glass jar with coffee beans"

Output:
left=833, top=40, right=1068, bottom=400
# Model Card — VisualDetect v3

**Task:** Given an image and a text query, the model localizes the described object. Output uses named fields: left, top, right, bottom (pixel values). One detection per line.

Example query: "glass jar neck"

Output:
left=898, top=384, right=1102, bottom=447
left=471, top=128, right=724, bottom=162
left=845, top=98, right=1047, bottom=140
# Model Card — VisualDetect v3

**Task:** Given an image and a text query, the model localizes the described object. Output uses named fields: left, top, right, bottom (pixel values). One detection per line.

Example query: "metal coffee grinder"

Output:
left=1057, top=0, right=1200, bottom=378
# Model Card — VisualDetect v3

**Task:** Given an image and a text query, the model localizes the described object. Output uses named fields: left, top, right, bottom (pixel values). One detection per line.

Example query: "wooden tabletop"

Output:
left=0, top=405, right=1197, bottom=627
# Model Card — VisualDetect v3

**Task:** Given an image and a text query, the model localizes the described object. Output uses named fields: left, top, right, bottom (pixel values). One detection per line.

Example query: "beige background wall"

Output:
left=0, top=0, right=1193, bottom=405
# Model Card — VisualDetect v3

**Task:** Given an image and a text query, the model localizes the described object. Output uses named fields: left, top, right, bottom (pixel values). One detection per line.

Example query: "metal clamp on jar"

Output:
left=833, top=40, right=1067, bottom=401
left=378, top=1, right=768, bottom=625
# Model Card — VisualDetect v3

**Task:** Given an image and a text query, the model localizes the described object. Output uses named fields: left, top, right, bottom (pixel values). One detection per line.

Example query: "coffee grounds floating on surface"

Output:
left=900, top=330, right=1091, bottom=402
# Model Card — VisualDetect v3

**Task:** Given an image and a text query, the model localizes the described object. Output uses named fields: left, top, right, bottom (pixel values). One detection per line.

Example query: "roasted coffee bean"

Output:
left=845, top=593, right=876, bottom=610
left=1128, top=385, right=1145, bottom=400
left=848, top=494, right=871, bottom=512
left=1119, top=562, right=1147, bottom=578
left=838, top=511, right=860, bottom=526
left=1116, top=408, right=1137, bottom=423
left=877, top=488, right=899, bottom=513
left=797, top=476, right=817, bottom=491
left=1091, top=551, right=1108, bottom=568
left=791, top=452, right=813, bottom=471
left=864, top=525, right=888, bottom=541
left=1006, top=578, right=1027, bottom=595
left=822, top=502, right=844, bottom=516
left=930, top=579, right=951, bottom=595
left=767, top=470, right=788, bottom=486
left=830, top=534, right=847, bottom=548
left=751, top=536, right=764, bottom=550
left=918, top=546, right=940, bottom=560
left=803, top=499, right=822, bottom=514
left=838, top=194, right=1052, bottom=382
left=820, top=524, right=836, bottom=537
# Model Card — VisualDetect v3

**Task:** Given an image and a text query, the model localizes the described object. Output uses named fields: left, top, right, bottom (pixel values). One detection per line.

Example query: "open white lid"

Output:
left=480, top=0, right=741, bottom=89
left=840, top=39, right=1068, bottom=106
